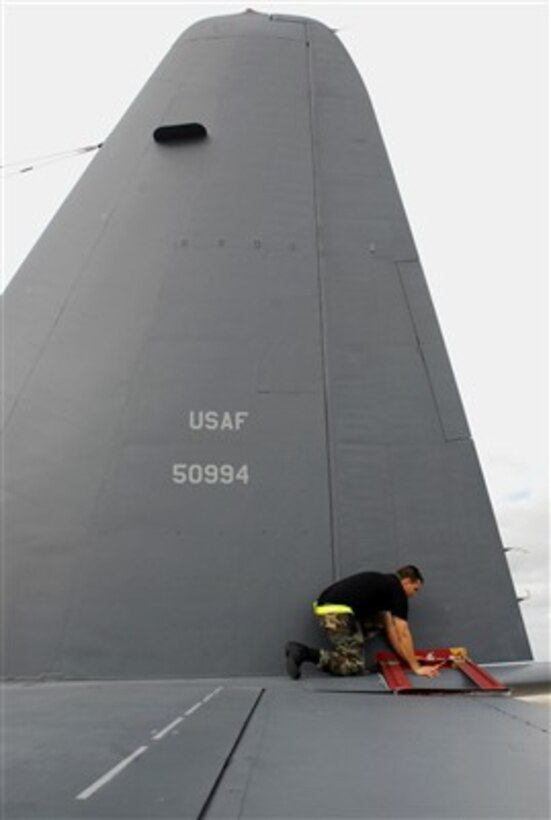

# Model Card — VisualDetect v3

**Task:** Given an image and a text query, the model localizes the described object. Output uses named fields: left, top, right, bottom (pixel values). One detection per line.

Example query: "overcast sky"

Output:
left=3, top=1, right=549, bottom=659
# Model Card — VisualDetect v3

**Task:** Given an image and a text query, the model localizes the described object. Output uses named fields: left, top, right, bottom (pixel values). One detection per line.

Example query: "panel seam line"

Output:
left=394, top=261, right=449, bottom=442
left=197, top=688, right=266, bottom=819
left=304, top=22, right=340, bottom=580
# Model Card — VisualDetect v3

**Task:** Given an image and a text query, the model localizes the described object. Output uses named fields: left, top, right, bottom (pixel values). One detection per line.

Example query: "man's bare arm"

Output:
left=381, top=612, right=440, bottom=678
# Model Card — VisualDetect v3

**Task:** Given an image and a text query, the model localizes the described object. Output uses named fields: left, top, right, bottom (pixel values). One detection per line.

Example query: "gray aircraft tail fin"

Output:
left=2, top=11, right=531, bottom=679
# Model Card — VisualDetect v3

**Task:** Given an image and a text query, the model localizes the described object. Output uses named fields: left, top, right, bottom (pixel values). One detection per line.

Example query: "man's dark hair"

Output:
left=396, top=565, right=424, bottom=583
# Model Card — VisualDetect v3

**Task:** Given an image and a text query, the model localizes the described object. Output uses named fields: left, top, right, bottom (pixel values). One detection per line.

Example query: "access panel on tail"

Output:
left=2, top=11, right=531, bottom=680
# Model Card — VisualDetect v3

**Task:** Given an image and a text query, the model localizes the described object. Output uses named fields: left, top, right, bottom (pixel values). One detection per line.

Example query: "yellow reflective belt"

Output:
left=313, top=600, right=354, bottom=616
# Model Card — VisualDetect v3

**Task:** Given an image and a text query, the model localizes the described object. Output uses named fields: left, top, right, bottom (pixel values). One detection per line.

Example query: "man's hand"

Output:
left=382, top=613, right=443, bottom=679
left=412, top=663, right=441, bottom=679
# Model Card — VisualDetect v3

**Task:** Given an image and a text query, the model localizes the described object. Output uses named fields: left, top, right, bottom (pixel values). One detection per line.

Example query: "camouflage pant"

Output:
left=317, top=613, right=366, bottom=676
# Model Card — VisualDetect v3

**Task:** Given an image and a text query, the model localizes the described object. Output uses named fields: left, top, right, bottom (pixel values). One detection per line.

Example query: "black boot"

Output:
left=285, top=641, right=320, bottom=680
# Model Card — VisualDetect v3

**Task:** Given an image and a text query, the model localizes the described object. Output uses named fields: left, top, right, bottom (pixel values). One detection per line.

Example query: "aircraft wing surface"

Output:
left=3, top=676, right=549, bottom=819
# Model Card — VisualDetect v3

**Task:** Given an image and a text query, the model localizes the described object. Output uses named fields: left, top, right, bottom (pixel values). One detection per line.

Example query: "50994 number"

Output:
left=172, top=464, right=250, bottom=486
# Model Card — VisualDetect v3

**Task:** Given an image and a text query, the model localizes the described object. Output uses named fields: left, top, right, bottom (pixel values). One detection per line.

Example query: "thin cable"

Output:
left=1, top=142, right=103, bottom=177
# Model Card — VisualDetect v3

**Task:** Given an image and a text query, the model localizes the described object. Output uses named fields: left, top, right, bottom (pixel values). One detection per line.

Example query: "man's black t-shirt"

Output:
left=317, top=572, right=408, bottom=621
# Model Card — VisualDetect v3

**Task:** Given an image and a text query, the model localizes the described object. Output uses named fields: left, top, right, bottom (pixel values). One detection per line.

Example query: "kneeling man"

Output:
left=285, top=565, right=439, bottom=679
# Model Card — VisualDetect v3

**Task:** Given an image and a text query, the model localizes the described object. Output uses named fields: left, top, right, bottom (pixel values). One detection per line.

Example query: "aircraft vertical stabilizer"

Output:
left=2, top=11, right=531, bottom=679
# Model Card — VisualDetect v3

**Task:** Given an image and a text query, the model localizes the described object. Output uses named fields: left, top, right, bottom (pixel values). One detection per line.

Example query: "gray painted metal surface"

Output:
left=3, top=680, right=262, bottom=819
left=2, top=9, right=531, bottom=682
left=2, top=678, right=549, bottom=819
left=488, top=662, right=551, bottom=695
left=208, top=686, right=550, bottom=819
